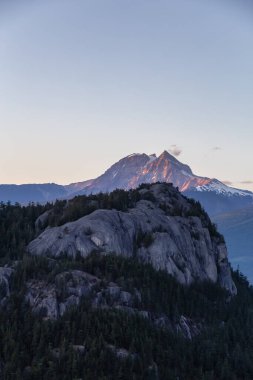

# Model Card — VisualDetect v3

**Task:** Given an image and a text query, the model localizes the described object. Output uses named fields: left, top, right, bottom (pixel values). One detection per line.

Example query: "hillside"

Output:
left=27, top=183, right=236, bottom=293
left=0, top=183, right=253, bottom=378
left=1, top=254, right=253, bottom=380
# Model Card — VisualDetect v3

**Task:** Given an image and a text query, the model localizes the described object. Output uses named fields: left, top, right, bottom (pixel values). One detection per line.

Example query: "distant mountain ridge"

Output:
left=0, top=183, right=68, bottom=204
left=0, top=151, right=253, bottom=216
left=70, top=150, right=253, bottom=216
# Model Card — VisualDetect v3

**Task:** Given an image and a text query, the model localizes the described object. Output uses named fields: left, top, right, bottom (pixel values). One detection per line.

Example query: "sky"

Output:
left=0, top=0, right=253, bottom=189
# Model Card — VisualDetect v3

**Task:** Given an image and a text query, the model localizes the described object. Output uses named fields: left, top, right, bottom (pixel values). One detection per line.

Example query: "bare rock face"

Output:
left=0, top=267, right=14, bottom=306
left=154, top=314, right=202, bottom=340
left=27, top=183, right=236, bottom=295
left=25, top=270, right=137, bottom=319
left=25, top=270, right=101, bottom=319
left=107, top=345, right=137, bottom=360
left=35, top=209, right=53, bottom=232
left=24, top=267, right=203, bottom=339
left=76, top=150, right=210, bottom=195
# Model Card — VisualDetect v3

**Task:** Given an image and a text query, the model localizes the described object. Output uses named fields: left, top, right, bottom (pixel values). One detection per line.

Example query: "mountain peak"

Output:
left=77, top=150, right=207, bottom=194
left=2, top=151, right=253, bottom=215
left=161, top=149, right=172, bottom=156
left=159, top=150, right=175, bottom=160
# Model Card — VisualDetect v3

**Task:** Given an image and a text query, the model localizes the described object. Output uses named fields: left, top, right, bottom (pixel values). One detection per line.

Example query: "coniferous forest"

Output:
left=0, top=189, right=253, bottom=379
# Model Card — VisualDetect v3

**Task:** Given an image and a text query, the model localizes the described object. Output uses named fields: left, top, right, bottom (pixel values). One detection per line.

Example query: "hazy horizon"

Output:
left=1, top=0, right=253, bottom=190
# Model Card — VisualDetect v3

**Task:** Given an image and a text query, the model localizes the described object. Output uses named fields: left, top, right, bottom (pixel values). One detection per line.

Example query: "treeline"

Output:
left=42, top=183, right=223, bottom=242
left=0, top=183, right=222, bottom=243
left=0, top=202, right=50, bottom=261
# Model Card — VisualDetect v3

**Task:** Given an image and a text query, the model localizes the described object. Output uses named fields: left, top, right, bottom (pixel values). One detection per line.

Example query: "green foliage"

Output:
left=46, top=188, right=141, bottom=227
left=186, top=198, right=225, bottom=243
left=185, top=199, right=205, bottom=217
left=39, top=182, right=190, bottom=228
left=0, top=202, right=51, bottom=261
left=207, top=221, right=225, bottom=242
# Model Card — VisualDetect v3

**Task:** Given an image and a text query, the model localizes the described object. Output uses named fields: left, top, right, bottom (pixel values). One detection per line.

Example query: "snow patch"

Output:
left=127, top=153, right=143, bottom=158
left=196, top=180, right=253, bottom=197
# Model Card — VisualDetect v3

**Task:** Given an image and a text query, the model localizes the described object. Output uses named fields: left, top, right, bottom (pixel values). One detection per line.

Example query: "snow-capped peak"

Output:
left=195, top=179, right=253, bottom=197
left=126, top=153, right=145, bottom=158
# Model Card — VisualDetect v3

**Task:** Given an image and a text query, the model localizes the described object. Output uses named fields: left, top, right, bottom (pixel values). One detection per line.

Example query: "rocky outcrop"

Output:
left=25, top=270, right=101, bottom=319
left=25, top=270, right=138, bottom=319
left=35, top=209, right=53, bottom=233
left=0, top=267, right=14, bottom=306
left=27, top=183, right=236, bottom=294
left=25, top=268, right=202, bottom=339
left=107, top=345, right=137, bottom=360
left=154, top=314, right=202, bottom=340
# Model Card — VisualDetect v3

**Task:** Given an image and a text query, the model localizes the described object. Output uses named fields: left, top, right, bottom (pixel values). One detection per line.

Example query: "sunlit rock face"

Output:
left=25, top=270, right=101, bottom=319
left=2, top=151, right=252, bottom=216
left=130, top=151, right=211, bottom=192
left=69, top=151, right=253, bottom=216
left=77, top=150, right=253, bottom=199
left=28, top=183, right=237, bottom=295
left=79, top=151, right=212, bottom=195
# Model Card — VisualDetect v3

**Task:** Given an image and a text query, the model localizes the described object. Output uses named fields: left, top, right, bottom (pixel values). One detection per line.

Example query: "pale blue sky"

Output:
left=0, top=0, right=253, bottom=189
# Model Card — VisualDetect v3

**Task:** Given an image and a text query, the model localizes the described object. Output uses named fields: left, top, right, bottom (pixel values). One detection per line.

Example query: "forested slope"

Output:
left=0, top=184, right=252, bottom=379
